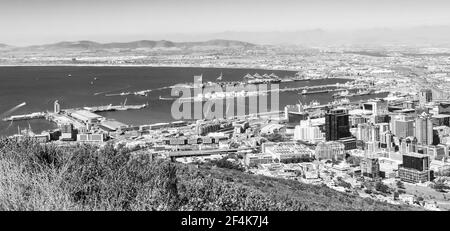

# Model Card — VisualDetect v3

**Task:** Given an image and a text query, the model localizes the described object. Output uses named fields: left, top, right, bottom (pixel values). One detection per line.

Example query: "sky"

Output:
left=1, top=0, right=450, bottom=45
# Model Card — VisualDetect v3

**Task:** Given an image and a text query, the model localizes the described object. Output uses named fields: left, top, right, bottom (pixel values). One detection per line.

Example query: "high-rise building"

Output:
left=356, top=123, right=380, bottom=142
left=380, top=131, right=394, bottom=151
left=419, top=89, right=432, bottom=106
left=54, top=100, right=60, bottom=114
left=398, top=152, right=431, bottom=183
left=402, top=153, right=430, bottom=171
left=415, top=114, right=434, bottom=145
left=325, top=108, right=351, bottom=141
left=399, top=137, right=417, bottom=154
left=390, top=115, right=414, bottom=138
left=293, top=119, right=323, bottom=143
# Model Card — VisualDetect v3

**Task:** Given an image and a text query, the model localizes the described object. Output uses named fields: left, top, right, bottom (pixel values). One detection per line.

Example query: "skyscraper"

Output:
left=54, top=100, right=60, bottom=114
left=415, top=114, right=434, bottom=145
left=391, top=115, right=414, bottom=138
left=325, top=108, right=351, bottom=141
left=419, top=89, right=432, bottom=106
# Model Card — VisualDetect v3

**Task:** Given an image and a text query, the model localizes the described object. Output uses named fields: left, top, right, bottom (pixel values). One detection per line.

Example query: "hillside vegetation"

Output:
left=0, top=138, right=415, bottom=211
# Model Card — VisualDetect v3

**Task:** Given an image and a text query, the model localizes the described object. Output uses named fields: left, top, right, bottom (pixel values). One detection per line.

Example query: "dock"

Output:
left=2, top=112, right=46, bottom=122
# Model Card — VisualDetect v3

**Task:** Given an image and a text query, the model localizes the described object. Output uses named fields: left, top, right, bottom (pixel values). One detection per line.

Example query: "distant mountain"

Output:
left=20, top=39, right=256, bottom=51
left=0, top=43, right=12, bottom=49
left=153, top=26, right=450, bottom=47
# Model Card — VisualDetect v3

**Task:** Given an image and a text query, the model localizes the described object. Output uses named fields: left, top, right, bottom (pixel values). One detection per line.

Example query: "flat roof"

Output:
left=72, top=110, right=103, bottom=119
left=101, top=120, right=128, bottom=130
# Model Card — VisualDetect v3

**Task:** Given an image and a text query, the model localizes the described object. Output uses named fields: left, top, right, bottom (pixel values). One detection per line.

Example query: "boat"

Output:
left=253, top=73, right=263, bottom=78
left=331, top=98, right=350, bottom=105
left=244, top=73, right=254, bottom=79
left=217, top=72, right=223, bottom=81
left=353, top=89, right=371, bottom=96
left=67, top=74, right=72, bottom=77
left=333, top=90, right=350, bottom=98
left=159, top=96, right=176, bottom=101
left=300, top=89, right=330, bottom=95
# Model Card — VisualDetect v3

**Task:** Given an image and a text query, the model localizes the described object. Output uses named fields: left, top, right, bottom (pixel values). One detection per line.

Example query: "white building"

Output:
left=293, top=119, right=324, bottom=143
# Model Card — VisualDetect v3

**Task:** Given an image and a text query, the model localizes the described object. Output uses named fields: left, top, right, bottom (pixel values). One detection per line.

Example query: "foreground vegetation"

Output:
left=0, top=138, right=416, bottom=211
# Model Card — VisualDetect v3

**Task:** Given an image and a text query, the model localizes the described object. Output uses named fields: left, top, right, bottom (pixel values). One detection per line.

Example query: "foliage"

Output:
left=432, top=178, right=449, bottom=193
left=209, top=157, right=245, bottom=172
left=0, top=138, right=417, bottom=211
left=396, top=180, right=405, bottom=189
left=280, top=155, right=314, bottom=164
left=335, top=179, right=352, bottom=189
left=375, top=181, right=391, bottom=194
left=345, top=155, right=361, bottom=166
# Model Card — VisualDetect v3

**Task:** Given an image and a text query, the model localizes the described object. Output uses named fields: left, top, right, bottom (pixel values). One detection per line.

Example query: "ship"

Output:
left=300, top=89, right=330, bottom=95
left=217, top=72, right=223, bottom=81
left=333, top=90, right=350, bottom=98
left=244, top=73, right=282, bottom=84
left=353, top=89, right=371, bottom=96
left=159, top=96, right=176, bottom=101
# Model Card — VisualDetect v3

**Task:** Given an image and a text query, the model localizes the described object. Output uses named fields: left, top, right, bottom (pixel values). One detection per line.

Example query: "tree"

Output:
left=433, top=179, right=449, bottom=193
left=393, top=191, right=399, bottom=200
left=396, top=180, right=405, bottom=189
left=375, top=181, right=390, bottom=194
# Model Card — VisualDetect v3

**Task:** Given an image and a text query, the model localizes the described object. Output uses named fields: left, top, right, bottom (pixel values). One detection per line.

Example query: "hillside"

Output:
left=0, top=138, right=416, bottom=211
left=15, top=39, right=256, bottom=52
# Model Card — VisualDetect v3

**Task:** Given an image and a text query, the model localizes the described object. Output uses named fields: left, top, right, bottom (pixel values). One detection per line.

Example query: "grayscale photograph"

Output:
left=1, top=0, right=450, bottom=219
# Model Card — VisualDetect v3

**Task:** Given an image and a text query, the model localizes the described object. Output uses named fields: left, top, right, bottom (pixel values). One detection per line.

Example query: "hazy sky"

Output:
left=1, top=0, right=450, bottom=45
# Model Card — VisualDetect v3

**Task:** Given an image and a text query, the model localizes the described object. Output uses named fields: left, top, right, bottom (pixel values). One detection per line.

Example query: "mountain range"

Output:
left=0, top=39, right=256, bottom=51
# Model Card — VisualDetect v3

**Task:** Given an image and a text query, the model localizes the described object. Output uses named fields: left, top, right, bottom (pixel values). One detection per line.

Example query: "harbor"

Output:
left=2, top=100, right=149, bottom=130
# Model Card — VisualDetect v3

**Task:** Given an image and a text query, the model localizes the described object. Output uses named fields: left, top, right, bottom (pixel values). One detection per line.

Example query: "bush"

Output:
left=375, top=181, right=390, bottom=194
left=0, top=138, right=417, bottom=211
left=210, top=157, right=245, bottom=172
left=396, top=181, right=405, bottom=189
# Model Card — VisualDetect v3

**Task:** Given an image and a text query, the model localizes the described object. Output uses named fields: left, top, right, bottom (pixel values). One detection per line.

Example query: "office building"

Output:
left=244, top=153, right=273, bottom=167
left=325, top=108, right=351, bottom=141
left=415, top=114, right=434, bottom=145
left=360, top=157, right=380, bottom=178
left=293, top=119, right=323, bottom=143
left=391, top=116, right=414, bottom=138
left=77, top=133, right=105, bottom=142
left=59, top=123, right=75, bottom=141
left=419, top=89, right=432, bottom=106
left=362, top=99, right=388, bottom=115
left=398, top=153, right=431, bottom=183
left=315, top=141, right=345, bottom=160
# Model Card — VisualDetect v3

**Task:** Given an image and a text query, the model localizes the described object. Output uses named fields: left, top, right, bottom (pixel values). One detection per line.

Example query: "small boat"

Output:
left=217, top=72, right=223, bottom=81
left=159, top=96, right=176, bottom=101
left=67, top=74, right=72, bottom=77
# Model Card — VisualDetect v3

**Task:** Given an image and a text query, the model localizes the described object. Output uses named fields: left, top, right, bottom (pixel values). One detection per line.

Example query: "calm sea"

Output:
left=0, top=66, right=383, bottom=137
